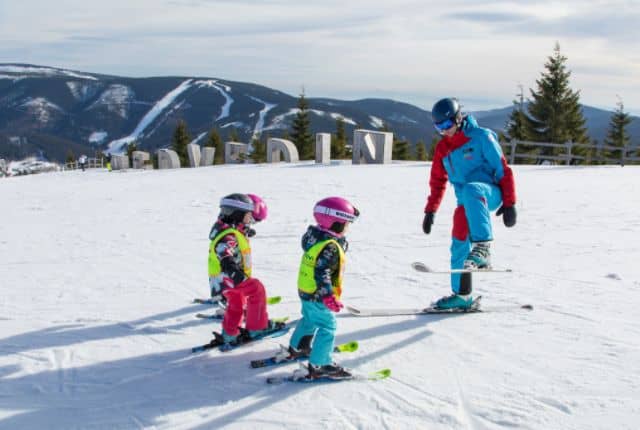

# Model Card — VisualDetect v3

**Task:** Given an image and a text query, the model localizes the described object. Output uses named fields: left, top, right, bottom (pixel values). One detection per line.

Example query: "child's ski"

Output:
left=191, top=317, right=296, bottom=353
left=266, top=368, right=391, bottom=384
left=193, top=295, right=282, bottom=306
left=195, top=310, right=225, bottom=320
left=411, top=261, right=512, bottom=274
left=250, top=341, right=359, bottom=368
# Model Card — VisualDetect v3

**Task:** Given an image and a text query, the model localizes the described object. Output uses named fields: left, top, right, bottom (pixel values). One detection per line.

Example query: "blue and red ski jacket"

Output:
left=425, top=115, right=516, bottom=213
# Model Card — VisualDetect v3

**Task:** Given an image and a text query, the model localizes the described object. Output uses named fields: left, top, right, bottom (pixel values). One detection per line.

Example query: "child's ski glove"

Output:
left=422, top=212, right=435, bottom=234
left=496, top=205, right=517, bottom=227
left=322, top=295, right=344, bottom=313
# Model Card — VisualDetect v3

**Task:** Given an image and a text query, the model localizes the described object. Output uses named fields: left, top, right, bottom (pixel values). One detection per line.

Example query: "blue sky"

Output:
left=1, top=0, right=638, bottom=114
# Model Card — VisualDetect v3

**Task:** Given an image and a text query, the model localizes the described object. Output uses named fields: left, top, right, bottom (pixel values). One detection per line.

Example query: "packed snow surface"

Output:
left=1, top=163, right=639, bottom=429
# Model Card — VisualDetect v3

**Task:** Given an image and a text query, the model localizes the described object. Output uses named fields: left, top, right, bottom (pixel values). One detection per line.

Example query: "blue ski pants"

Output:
left=290, top=300, right=336, bottom=366
left=450, top=182, right=502, bottom=293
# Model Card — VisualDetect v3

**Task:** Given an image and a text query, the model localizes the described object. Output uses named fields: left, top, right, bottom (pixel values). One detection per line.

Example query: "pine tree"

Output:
left=172, top=120, right=191, bottom=166
left=227, top=127, right=240, bottom=143
left=206, top=128, right=224, bottom=164
left=331, top=117, right=348, bottom=159
left=603, top=98, right=632, bottom=164
left=126, top=142, right=137, bottom=166
left=526, top=42, right=589, bottom=162
left=505, top=85, right=529, bottom=141
left=250, top=137, right=267, bottom=163
left=65, top=150, right=76, bottom=164
left=392, top=136, right=411, bottom=160
left=415, top=140, right=427, bottom=161
left=290, top=92, right=314, bottom=159
left=505, top=85, right=537, bottom=164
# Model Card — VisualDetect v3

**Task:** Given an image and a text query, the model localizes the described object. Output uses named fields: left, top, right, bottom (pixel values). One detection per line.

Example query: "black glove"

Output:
left=422, top=212, right=435, bottom=234
left=496, top=205, right=517, bottom=227
left=247, top=228, right=256, bottom=238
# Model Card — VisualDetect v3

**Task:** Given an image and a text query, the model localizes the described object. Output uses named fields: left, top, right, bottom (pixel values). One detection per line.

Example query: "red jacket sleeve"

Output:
left=425, top=141, right=448, bottom=213
left=498, top=157, right=516, bottom=207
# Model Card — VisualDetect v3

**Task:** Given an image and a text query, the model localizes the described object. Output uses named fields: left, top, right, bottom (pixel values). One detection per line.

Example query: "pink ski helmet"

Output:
left=247, top=193, right=268, bottom=222
left=313, top=197, right=359, bottom=231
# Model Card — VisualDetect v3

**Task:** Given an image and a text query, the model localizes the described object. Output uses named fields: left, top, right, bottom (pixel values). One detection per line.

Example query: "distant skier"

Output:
left=207, top=193, right=280, bottom=345
left=423, top=97, right=517, bottom=310
left=286, top=197, right=359, bottom=380
left=106, top=153, right=112, bottom=172
left=78, top=154, right=88, bottom=171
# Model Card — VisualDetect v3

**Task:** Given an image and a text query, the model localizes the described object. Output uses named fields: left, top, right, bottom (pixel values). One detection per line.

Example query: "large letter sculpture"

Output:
left=352, top=129, right=392, bottom=164
left=315, top=133, right=331, bottom=164
left=132, top=151, right=151, bottom=169
left=158, top=149, right=181, bottom=169
left=266, top=138, right=299, bottom=163
left=186, top=144, right=202, bottom=167
left=201, top=147, right=215, bottom=166
left=111, top=154, right=130, bottom=170
left=224, top=142, right=249, bottom=164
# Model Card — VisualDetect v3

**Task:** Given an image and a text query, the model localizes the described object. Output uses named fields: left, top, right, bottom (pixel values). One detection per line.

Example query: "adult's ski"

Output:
left=411, top=261, right=512, bottom=274
left=250, top=341, right=359, bottom=368
left=266, top=367, right=391, bottom=384
left=345, top=296, right=533, bottom=317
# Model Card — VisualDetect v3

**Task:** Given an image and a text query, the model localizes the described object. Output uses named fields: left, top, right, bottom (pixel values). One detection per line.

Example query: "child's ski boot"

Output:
left=307, top=363, right=352, bottom=380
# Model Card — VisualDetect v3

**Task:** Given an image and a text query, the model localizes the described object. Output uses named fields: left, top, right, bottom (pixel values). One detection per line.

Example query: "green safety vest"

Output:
left=297, top=239, right=345, bottom=299
left=208, top=228, right=252, bottom=278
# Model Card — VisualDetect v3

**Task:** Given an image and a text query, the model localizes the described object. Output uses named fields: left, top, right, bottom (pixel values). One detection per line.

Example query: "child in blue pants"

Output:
left=288, top=196, right=359, bottom=380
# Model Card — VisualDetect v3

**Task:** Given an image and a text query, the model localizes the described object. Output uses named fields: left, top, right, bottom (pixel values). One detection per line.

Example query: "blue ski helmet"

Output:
left=431, top=98, right=462, bottom=131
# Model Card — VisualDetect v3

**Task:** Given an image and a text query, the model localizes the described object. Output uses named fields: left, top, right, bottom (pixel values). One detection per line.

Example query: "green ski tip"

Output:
left=336, top=341, right=359, bottom=352
left=267, top=296, right=282, bottom=305
left=369, top=369, right=391, bottom=380
left=272, top=316, right=289, bottom=324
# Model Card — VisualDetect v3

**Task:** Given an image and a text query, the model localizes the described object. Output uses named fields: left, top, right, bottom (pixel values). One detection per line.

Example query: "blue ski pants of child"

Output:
left=290, top=300, right=336, bottom=366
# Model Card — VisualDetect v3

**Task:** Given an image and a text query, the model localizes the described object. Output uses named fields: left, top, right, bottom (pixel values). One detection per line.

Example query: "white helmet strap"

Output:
left=314, top=205, right=358, bottom=222
left=220, top=198, right=254, bottom=212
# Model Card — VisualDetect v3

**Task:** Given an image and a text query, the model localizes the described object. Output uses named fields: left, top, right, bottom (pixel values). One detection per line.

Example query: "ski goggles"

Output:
left=314, top=205, right=360, bottom=223
left=433, top=118, right=455, bottom=132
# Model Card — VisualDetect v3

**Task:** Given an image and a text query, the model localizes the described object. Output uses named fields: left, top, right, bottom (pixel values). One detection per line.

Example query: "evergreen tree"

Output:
left=428, top=135, right=439, bottom=160
left=65, top=150, right=76, bottom=164
left=250, top=137, right=267, bottom=163
left=206, top=128, right=224, bottom=164
left=526, top=43, right=589, bottom=162
left=290, top=92, right=314, bottom=159
left=504, top=85, right=537, bottom=164
left=415, top=140, right=427, bottom=161
left=226, top=127, right=240, bottom=143
left=331, top=117, right=348, bottom=159
left=126, top=142, right=137, bottom=166
left=505, top=84, right=530, bottom=142
left=172, top=120, right=191, bottom=166
left=603, top=98, right=632, bottom=163
left=392, top=135, right=411, bottom=160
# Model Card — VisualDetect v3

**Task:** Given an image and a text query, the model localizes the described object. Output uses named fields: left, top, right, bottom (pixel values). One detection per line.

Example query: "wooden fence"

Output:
left=61, top=157, right=105, bottom=171
left=502, top=140, right=640, bottom=165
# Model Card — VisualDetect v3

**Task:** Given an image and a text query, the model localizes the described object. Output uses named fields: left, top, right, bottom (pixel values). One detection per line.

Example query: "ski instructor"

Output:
left=422, top=97, right=517, bottom=310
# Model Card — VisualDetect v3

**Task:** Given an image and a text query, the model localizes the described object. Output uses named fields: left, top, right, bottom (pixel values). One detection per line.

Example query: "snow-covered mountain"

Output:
left=1, top=162, right=638, bottom=429
left=1, top=63, right=638, bottom=162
